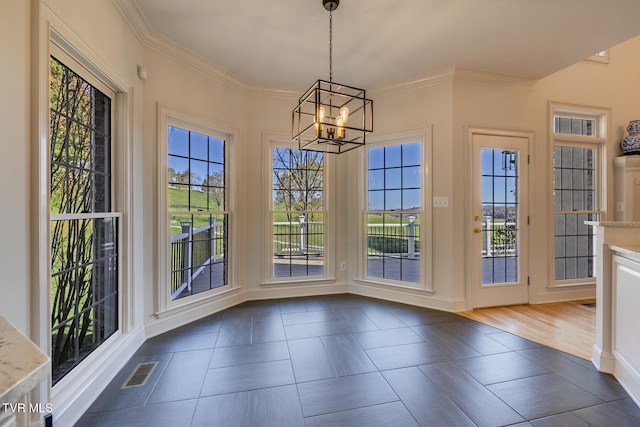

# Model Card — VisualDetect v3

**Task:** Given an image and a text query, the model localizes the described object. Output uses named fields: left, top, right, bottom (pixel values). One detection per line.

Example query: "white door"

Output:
left=469, top=132, right=529, bottom=308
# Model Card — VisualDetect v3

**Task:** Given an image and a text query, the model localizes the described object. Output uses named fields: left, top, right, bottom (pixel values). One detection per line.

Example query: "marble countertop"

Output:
left=585, top=221, right=640, bottom=227
left=0, top=316, right=49, bottom=405
left=610, top=245, right=640, bottom=261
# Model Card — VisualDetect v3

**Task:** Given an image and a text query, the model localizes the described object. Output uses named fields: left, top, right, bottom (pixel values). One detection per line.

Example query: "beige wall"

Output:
left=0, top=0, right=32, bottom=333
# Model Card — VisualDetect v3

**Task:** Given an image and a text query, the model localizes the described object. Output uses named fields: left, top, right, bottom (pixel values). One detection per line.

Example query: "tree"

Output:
left=273, top=148, right=323, bottom=220
left=203, top=170, right=225, bottom=209
left=49, top=57, right=116, bottom=384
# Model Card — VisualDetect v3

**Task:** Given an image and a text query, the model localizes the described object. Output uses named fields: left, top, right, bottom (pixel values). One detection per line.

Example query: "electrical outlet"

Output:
left=340, top=261, right=347, bottom=271
left=433, top=197, right=449, bottom=208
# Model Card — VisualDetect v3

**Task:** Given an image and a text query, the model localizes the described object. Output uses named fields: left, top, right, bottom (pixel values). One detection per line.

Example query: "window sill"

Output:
left=547, top=281, right=596, bottom=290
left=155, top=285, right=242, bottom=319
left=260, top=277, right=337, bottom=287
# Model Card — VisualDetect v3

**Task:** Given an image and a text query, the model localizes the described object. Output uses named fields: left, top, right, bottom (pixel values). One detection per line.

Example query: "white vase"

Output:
left=621, top=120, right=640, bottom=155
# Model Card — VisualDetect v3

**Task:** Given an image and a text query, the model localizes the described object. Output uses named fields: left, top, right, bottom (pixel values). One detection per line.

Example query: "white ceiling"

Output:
left=128, top=0, right=640, bottom=91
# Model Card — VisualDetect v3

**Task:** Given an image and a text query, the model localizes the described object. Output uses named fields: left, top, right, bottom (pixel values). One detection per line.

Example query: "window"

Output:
left=167, top=125, right=228, bottom=299
left=553, top=145, right=598, bottom=281
left=366, top=142, right=422, bottom=284
left=271, top=146, right=325, bottom=278
left=551, top=107, right=605, bottom=285
left=554, top=116, right=596, bottom=136
left=49, top=56, right=119, bottom=384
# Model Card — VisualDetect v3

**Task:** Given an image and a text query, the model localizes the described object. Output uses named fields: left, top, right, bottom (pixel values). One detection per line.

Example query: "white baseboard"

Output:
left=349, top=281, right=465, bottom=312
left=245, top=282, right=348, bottom=301
left=614, top=351, right=640, bottom=408
left=146, top=288, right=246, bottom=338
left=591, top=344, right=615, bottom=373
left=51, top=326, right=145, bottom=427
left=534, top=286, right=596, bottom=304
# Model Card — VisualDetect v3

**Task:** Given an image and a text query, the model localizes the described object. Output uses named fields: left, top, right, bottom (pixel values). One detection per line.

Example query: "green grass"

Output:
left=168, top=187, right=225, bottom=235
left=168, top=187, right=210, bottom=211
left=366, top=213, right=419, bottom=225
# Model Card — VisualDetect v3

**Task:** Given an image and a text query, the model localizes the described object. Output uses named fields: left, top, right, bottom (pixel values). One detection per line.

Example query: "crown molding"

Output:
left=452, top=67, right=537, bottom=90
left=370, top=66, right=537, bottom=96
left=112, top=0, right=301, bottom=99
left=370, top=67, right=456, bottom=95
left=111, top=0, right=150, bottom=44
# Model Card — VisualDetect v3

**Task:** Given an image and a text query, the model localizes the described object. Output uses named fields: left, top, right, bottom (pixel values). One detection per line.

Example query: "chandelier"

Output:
left=292, top=0, right=373, bottom=154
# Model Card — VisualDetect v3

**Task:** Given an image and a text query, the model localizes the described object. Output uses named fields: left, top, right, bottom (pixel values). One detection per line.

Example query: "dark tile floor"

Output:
left=76, top=294, right=640, bottom=426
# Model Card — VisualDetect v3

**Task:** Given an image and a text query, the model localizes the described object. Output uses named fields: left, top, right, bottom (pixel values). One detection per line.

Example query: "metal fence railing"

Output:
left=366, top=221, right=420, bottom=258
left=170, top=219, right=225, bottom=300
left=481, top=217, right=517, bottom=256
left=271, top=218, right=421, bottom=259
left=273, top=218, right=324, bottom=256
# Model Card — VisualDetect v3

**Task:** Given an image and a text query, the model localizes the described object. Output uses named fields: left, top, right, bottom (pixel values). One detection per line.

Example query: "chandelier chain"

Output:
left=329, top=10, right=333, bottom=83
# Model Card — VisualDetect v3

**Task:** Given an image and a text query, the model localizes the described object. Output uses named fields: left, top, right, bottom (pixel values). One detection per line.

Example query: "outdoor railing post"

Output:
left=299, top=214, right=306, bottom=253
left=181, top=220, right=193, bottom=292
left=210, top=216, right=216, bottom=262
left=407, top=215, right=416, bottom=259
left=483, top=216, right=492, bottom=256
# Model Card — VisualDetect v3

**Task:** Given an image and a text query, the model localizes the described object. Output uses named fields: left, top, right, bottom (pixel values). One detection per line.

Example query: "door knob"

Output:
left=474, top=227, right=482, bottom=233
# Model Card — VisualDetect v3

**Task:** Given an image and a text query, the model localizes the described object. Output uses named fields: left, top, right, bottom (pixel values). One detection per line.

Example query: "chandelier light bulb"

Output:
left=339, top=106, right=349, bottom=124
left=336, top=116, right=345, bottom=139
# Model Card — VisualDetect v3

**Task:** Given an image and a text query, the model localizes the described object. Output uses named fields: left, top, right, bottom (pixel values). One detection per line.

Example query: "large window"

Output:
left=553, top=145, right=598, bottom=281
left=366, top=142, right=423, bottom=284
left=49, top=56, right=119, bottom=384
left=167, top=125, right=228, bottom=299
left=551, top=108, right=604, bottom=284
left=271, top=146, right=325, bottom=278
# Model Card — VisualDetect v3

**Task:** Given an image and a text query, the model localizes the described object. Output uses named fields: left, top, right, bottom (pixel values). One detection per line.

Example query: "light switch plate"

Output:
left=433, top=197, right=449, bottom=208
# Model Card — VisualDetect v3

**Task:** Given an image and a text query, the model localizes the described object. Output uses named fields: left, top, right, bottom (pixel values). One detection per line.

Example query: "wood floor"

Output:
left=457, top=299, right=596, bottom=360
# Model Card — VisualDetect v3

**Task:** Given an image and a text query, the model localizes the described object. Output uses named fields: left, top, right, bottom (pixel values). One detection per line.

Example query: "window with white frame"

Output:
left=552, top=108, right=604, bottom=284
left=270, top=144, right=326, bottom=278
left=49, top=55, right=119, bottom=384
left=166, top=124, right=229, bottom=299
left=365, top=141, right=423, bottom=284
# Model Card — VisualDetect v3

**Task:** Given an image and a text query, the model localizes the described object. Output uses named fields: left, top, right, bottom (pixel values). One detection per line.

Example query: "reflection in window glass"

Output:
left=553, top=145, right=597, bottom=281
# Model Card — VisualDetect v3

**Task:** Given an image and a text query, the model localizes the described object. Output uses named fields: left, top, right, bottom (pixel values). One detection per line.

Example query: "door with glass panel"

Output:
left=470, top=133, right=529, bottom=308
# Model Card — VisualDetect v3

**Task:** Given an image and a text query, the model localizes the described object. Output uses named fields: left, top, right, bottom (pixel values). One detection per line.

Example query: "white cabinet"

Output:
left=613, top=253, right=640, bottom=401
left=614, top=156, right=640, bottom=221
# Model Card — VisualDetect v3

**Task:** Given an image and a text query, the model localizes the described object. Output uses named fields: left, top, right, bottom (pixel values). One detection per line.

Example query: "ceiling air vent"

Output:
left=122, top=362, right=158, bottom=389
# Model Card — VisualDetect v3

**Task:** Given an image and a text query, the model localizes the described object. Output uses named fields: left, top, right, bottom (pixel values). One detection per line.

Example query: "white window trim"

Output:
left=356, top=127, right=433, bottom=292
left=39, top=12, right=135, bottom=416
left=260, top=134, right=336, bottom=285
left=548, top=102, right=609, bottom=288
left=156, top=104, right=237, bottom=316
